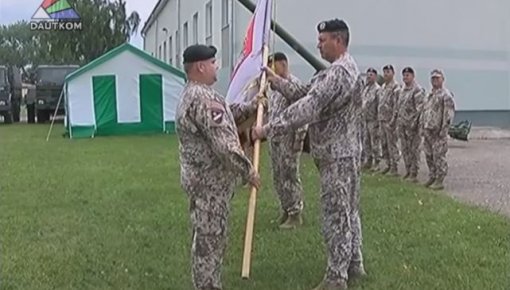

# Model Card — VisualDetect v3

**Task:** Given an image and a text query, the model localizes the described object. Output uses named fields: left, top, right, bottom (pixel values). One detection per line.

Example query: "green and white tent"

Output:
left=64, top=43, right=186, bottom=139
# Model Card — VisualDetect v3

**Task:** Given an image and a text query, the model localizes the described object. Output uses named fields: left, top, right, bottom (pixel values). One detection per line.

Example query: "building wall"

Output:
left=142, top=0, right=234, bottom=93
left=144, top=0, right=510, bottom=127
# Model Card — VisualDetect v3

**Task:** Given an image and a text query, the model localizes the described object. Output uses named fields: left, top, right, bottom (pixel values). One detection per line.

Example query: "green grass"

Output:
left=1, top=124, right=509, bottom=290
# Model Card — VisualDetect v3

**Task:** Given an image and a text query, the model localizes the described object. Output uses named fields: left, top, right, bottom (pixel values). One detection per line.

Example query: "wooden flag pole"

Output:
left=241, top=44, right=270, bottom=279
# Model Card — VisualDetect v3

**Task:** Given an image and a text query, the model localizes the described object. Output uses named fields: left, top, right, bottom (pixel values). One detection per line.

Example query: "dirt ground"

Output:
left=404, top=138, right=510, bottom=217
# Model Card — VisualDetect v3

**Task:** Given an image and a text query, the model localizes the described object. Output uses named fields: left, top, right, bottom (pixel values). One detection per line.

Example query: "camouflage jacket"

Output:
left=378, top=79, right=400, bottom=123
left=421, top=87, right=456, bottom=136
left=397, top=82, right=425, bottom=126
left=264, top=53, right=363, bottom=162
left=229, top=101, right=257, bottom=126
left=268, top=74, right=308, bottom=145
left=361, top=82, right=380, bottom=122
left=175, top=81, right=255, bottom=191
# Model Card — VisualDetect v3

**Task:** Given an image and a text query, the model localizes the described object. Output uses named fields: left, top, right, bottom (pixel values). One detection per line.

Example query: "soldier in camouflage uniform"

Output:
left=175, top=44, right=261, bottom=290
left=397, top=67, right=425, bottom=182
left=361, top=67, right=381, bottom=171
left=266, top=52, right=307, bottom=229
left=253, top=19, right=365, bottom=290
left=377, top=65, right=401, bottom=175
left=422, top=69, right=455, bottom=190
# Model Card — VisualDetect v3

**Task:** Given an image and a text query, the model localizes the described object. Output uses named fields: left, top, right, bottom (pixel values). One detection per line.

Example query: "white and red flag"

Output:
left=225, top=0, right=273, bottom=106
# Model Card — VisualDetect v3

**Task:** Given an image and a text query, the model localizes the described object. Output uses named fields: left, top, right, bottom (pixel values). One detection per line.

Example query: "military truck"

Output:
left=0, top=65, right=13, bottom=123
left=34, top=65, right=79, bottom=123
left=0, top=65, right=22, bottom=123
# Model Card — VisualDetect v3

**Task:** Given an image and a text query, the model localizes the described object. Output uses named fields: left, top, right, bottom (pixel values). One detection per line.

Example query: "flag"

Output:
left=225, top=0, right=273, bottom=106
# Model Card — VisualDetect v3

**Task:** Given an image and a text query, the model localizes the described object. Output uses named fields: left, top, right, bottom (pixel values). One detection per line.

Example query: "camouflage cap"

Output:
left=431, top=69, right=444, bottom=77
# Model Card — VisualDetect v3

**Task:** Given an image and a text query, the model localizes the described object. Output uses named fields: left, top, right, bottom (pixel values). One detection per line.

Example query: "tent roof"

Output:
left=65, top=43, right=186, bottom=83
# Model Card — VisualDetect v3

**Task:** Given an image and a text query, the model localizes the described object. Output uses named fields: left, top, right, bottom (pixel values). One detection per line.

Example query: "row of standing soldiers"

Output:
left=360, top=65, right=455, bottom=190
left=176, top=17, right=455, bottom=290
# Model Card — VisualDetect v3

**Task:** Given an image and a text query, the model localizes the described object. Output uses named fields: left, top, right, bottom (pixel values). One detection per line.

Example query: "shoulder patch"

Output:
left=210, top=108, right=224, bottom=124
left=206, top=100, right=226, bottom=125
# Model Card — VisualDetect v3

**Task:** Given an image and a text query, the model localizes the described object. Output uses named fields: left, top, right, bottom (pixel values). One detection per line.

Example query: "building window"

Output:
left=221, top=0, right=230, bottom=68
left=158, top=45, right=162, bottom=60
left=193, top=13, right=199, bottom=44
left=175, top=30, right=181, bottom=68
left=205, top=1, right=212, bottom=45
left=169, top=36, right=173, bottom=65
left=183, top=22, right=189, bottom=48
left=163, top=41, right=167, bottom=63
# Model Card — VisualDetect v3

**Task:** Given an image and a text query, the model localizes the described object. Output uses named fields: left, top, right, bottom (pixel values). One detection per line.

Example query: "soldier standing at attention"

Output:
left=422, top=69, right=455, bottom=190
left=266, top=52, right=307, bottom=229
left=361, top=67, right=381, bottom=171
left=377, top=64, right=401, bottom=175
left=252, top=19, right=366, bottom=290
left=175, top=44, right=261, bottom=290
left=397, top=67, right=425, bottom=182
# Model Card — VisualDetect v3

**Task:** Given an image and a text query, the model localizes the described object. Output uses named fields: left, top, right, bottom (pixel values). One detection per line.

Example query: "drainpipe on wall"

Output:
left=177, top=0, right=181, bottom=65
left=230, top=0, right=235, bottom=73
left=155, top=19, right=159, bottom=56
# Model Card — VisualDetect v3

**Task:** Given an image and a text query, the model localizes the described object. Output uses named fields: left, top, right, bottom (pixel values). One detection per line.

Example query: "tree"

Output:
left=0, top=0, right=141, bottom=68
left=0, top=21, right=37, bottom=67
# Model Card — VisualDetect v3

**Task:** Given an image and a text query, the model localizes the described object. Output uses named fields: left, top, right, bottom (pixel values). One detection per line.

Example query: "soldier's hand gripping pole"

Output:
left=241, top=45, right=270, bottom=279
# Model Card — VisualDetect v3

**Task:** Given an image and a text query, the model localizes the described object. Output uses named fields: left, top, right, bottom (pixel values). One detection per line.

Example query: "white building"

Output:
left=141, top=0, right=510, bottom=127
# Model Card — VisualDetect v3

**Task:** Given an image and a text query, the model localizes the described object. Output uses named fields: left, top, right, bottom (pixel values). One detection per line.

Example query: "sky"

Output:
left=0, top=0, right=159, bottom=48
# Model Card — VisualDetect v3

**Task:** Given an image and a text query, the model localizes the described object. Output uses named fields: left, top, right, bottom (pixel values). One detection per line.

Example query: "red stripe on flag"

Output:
left=231, top=17, right=255, bottom=80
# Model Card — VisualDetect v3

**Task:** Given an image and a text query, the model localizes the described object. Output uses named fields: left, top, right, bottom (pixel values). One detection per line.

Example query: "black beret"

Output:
left=366, top=67, right=377, bottom=74
left=268, top=52, right=287, bottom=63
left=402, top=67, right=414, bottom=74
left=383, top=64, right=394, bottom=72
left=317, top=18, right=349, bottom=33
left=183, top=44, right=217, bottom=64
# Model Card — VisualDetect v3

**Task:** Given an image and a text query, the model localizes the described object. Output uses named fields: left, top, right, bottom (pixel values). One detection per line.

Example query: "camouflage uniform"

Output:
left=397, top=82, right=425, bottom=179
left=421, top=87, right=455, bottom=188
left=264, top=53, right=364, bottom=284
left=268, top=74, right=307, bottom=220
left=361, top=82, right=381, bottom=169
left=378, top=79, right=400, bottom=174
left=175, top=81, right=256, bottom=290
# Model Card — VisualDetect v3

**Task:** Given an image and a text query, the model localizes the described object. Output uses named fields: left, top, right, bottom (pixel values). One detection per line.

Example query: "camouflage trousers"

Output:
left=269, top=138, right=304, bottom=216
left=363, top=120, right=381, bottom=167
left=187, top=182, right=234, bottom=290
left=316, top=157, right=363, bottom=283
left=380, top=121, right=400, bottom=170
left=398, top=123, right=422, bottom=176
left=423, top=129, right=448, bottom=182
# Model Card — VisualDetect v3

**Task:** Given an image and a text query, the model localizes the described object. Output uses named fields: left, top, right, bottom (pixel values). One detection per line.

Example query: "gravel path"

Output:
left=401, top=138, right=510, bottom=217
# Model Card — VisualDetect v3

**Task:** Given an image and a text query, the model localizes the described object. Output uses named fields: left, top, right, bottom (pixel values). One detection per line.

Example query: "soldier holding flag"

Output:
left=175, top=44, right=261, bottom=290
left=252, top=19, right=366, bottom=290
